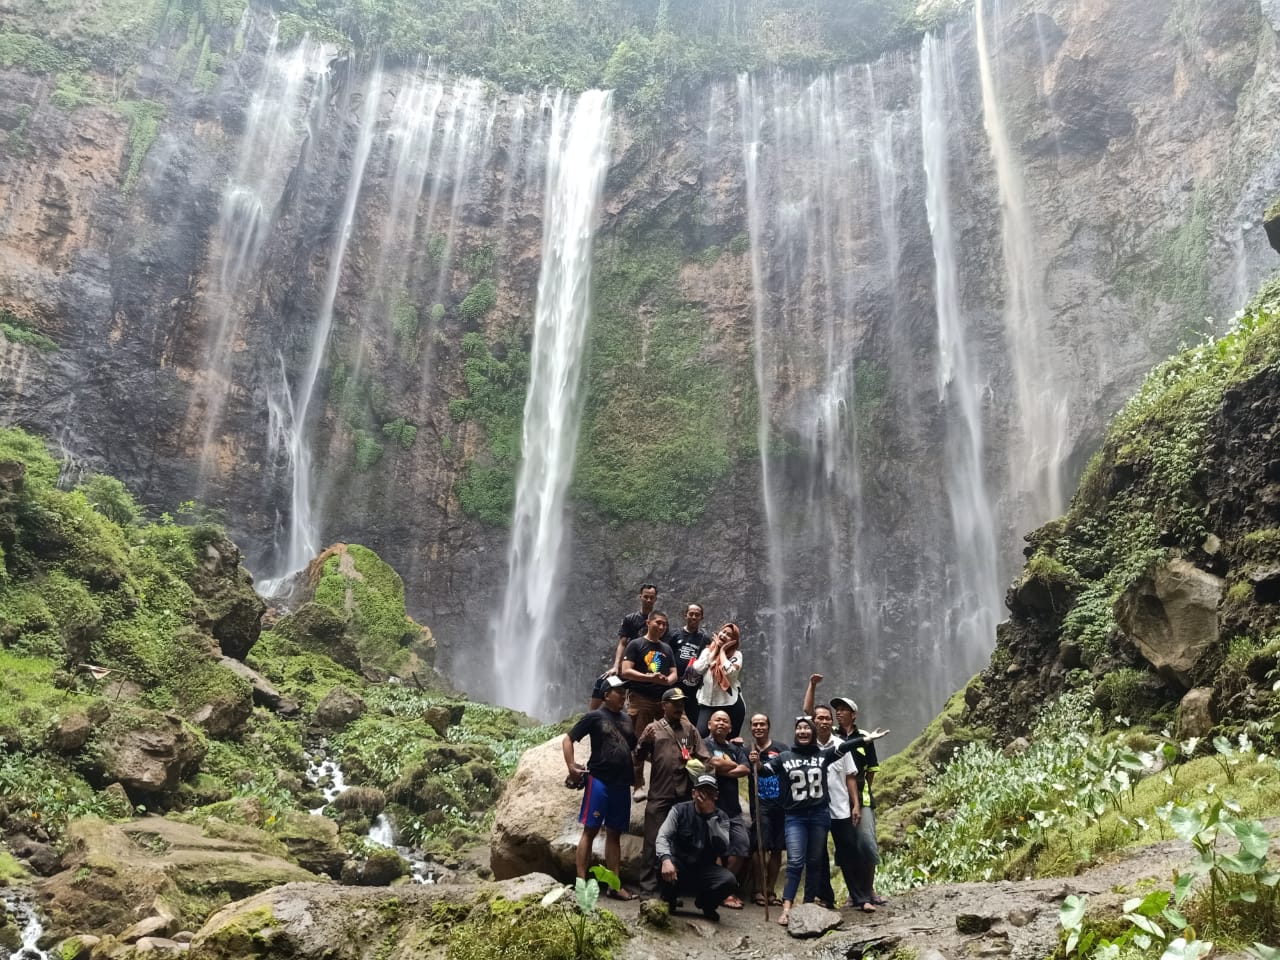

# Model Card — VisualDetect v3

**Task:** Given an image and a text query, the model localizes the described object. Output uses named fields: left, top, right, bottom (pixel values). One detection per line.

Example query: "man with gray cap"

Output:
left=655, top=773, right=738, bottom=921
left=634, top=687, right=710, bottom=894
left=805, top=673, right=885, bottom=908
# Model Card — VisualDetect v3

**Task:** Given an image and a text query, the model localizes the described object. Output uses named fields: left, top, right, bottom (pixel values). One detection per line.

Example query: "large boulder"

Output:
left=189, top=684, right=253, bottom=739
left=189, top=875, right=559, bottom=960
left=272, top=813, right=345, bottom=880
left=315, top=687, right=366, bottom=729
left=216, top=657, right=299, bottom=716
left=1176, top=687, right=1216, bottom=739
left=98, top=712, right=206, bottom=796
left=38, top=816, right=324, bottom=941
left=186, top=534, right=267, bottom=661
left=1115, top=558, right=1223, bottom=688
left=490, top=735, right=644, bottom=884
left=273, top=603, right=360, bottom=672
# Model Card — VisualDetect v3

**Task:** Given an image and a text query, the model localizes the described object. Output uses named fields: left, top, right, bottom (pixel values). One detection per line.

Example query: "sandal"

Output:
left=768, top=894, right=784, bottom=906
left=858, top=902, right=877, bottom=913
left=722, top=895, right=744, bottom=910
left=752, top=893, right=768, bottom=907
left=606, top=888, right=636, bottom=901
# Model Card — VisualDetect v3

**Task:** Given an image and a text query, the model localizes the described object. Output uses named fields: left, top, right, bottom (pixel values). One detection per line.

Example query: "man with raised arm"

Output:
left=621, top=610, right=678, bottom=802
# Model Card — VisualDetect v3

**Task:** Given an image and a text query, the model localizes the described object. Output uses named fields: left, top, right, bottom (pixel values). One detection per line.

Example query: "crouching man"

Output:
left=654, top=773, right=739, bottom=922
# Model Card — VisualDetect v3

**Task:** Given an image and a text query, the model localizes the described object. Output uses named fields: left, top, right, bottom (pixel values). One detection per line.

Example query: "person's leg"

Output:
left=862, top=805, right=884, bottom=903
left=687, top=861, right=738, bottom=920
left=779, top=812, right=807, bottom=923
left=576, top=826, right=600, bottom=879
left=726, top=696, right=747, bottom=740
left=830, top=816, right=862, bottom=907
left=629, top=697, right=657, bottom=790
left=850, top=807, right=878, bottom=906
left=601, top=782, right=634, bottom=896
left=803, top=807, right=831, bottom=905
left=721, top=817, right=749, bottom=908
left=639, top=798, right=670, bottom=894
left=576, top=776, right=607, bottom=878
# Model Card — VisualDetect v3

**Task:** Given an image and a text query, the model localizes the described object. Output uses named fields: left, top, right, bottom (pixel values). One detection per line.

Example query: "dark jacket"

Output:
left=654, top=800, right=731, bottom=868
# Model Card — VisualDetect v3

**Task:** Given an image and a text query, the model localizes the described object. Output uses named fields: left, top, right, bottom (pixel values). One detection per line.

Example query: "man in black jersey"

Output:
left=563, top=675, right=637, bottom=899
left=668, top=603, right=712, bottom=729
left=590, top=584, right=663, bottom=709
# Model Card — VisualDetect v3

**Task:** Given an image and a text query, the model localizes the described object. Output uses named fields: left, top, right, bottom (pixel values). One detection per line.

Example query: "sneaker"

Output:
left=632, top=787, right=647, bottom=802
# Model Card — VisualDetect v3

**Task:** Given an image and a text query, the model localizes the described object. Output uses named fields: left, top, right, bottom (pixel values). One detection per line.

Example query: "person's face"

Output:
left=795, top=722, right=814, bottom=746
left=693, top=786, right=718, bottom=813
left=649, top=614, right=668, bottom=636
left=685, top=605, right=703, bottom=631
left=708, top=711, right=730, bottom=740
left=662, top=699, right=684, bottom=723
left=750, top=715, right=770, bottom=743
left=603, top=687, right=625, bottom=711
left=640, top=587, right=657, bottom=612
left=835, top=705, right=856, bottom=730
left=814, top=708, right=833, bottom=738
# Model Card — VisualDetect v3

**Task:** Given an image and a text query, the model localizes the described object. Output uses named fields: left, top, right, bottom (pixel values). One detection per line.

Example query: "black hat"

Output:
left=661, top=688, right=686, bottom=702
left=692, top=773, right=718, bottom=792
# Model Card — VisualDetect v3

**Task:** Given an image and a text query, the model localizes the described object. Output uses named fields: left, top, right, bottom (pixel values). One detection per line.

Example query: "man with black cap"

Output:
left=634, top=686, right=709, bottom=894
left=655, top=773, right=738, bottom=921
left=564, top=674, right=637, bottom=899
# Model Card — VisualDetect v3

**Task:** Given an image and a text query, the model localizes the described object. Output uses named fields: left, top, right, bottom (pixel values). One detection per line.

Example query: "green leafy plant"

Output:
left=540, top=865, right=621, bottom=960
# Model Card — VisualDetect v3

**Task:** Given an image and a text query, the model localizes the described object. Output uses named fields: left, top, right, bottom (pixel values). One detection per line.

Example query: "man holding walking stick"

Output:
left=746, top=712, right=784, bottom=913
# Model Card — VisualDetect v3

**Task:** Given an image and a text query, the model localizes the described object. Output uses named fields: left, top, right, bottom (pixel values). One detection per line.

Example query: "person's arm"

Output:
left=660, top=643, right=678, bottom=687
left=802, top=673, right=822, bottom=716
left=690, top=725, right=712, bottom=763
left=619, top=640, right=654, bottom=685
left=634, top=723, right=654, bottom=763
left=832, top=727, right=890, bottom=760
left=692, top=639, right=718, bottom=672
left=724, top=743, right=749, bottom=778
left=562, top=732, right=583, bottom=776
left=608, top=635, right=629, bottom=675
left=847, top=769, right=862, bottom=825
left=656, top=806, right=681, bottom=882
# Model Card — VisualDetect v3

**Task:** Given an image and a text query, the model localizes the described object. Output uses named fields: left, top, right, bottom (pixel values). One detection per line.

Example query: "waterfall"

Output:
left=490, top=90, right=613, bottom=717
left=262, top=64, right=383, bottom=591
left=2, top=888, right=48, bottom=959
left=192, top=33, right=330, bottom=486
left=973, top=0, right=1068, bottom=524
left=922, top=30, right=1002, bottom=680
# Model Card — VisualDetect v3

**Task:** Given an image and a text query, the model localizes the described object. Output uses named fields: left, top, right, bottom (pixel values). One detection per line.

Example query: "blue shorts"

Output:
left=578, top=775, right=631, bottom=834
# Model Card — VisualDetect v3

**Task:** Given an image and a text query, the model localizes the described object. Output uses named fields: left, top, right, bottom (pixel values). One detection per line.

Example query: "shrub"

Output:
left=79, top=473, right=140, bottom=526
left=458, top=280, right=498, bottom=324
left=352, top=430, right=383, bottom=472
left=381, top=418, right=417, bottom=450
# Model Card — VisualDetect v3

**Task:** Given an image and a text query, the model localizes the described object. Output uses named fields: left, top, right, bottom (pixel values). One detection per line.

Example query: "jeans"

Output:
left=782, top=805, right=831, bottom=904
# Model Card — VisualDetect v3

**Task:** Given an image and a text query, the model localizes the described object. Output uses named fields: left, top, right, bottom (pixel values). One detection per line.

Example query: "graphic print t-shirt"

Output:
left=750, top=743, right=784, bottom=812
left=670, top=628, right=711, bottom=689
left=622, top=637, right=676, bottom=701
left=568, top=708, right=636, bottom=785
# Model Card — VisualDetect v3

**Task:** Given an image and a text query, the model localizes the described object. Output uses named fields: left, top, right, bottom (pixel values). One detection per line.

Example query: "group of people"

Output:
left=562, top=584, right=890, bottom=926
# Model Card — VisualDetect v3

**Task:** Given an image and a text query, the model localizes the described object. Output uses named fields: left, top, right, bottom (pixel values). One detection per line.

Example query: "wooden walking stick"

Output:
left=753, top=757, right=769, bottom=923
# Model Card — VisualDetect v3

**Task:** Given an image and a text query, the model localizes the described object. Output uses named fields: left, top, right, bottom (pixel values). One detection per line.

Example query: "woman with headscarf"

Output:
left=750, top=716, right=889, bottom=926
left=691, top=622, right=746, bottom=738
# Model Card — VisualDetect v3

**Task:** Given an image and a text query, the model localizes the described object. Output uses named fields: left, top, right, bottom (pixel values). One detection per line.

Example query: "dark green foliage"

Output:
left=462, top=244, right=496, bottom=281
left=0, top=309, right=58, bottom=352
left=575, top=233, right=738, bottom=524
left=381, top=418, right=418, bottom=449
left=0, top=31, right=82, bottom=72
left=79, top=473, right=141, bottom=527
left=116, top=99, right=165, bottom=193
left=352, top=430, right=384, bottom=472
left=312, top=544, right=419, bottom=672
left=458, top=279, right=498, bottom=324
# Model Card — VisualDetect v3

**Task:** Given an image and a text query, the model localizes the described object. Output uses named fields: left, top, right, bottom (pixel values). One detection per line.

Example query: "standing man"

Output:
left=655, top=773, right=739, bottom=922
left=746, top=713, right=785, bottom=906
left=621, top=610, right=678, bottom=801
left=812, top=702, right=863, bottom=910
left=806, top=674, right=885, bottom=909
left=668, top=603, right=712, bottom=729
left=704, top=708, right=750, bottom=909
left=590, top=584, right=663, bottom=710
left=634, top=687, right=709, bottom=894
left=563, top=675, right=637, bottom=900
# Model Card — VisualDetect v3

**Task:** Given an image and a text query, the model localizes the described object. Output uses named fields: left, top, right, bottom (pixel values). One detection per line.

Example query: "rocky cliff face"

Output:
left=1, top=0, right=1279, bottom=735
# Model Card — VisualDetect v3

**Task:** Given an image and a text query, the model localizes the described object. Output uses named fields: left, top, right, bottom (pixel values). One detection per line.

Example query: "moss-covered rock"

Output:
left=94, top=707, right=206, bottom=798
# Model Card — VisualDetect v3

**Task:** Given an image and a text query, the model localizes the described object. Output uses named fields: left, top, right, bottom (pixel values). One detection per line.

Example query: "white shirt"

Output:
left=817, top=733, right=858, bottom=820
left=691, top=648, right=743, bottom=707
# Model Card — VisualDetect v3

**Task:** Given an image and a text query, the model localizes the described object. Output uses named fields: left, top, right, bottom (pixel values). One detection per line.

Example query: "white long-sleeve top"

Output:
left=692, top=647, right=743, bottom=707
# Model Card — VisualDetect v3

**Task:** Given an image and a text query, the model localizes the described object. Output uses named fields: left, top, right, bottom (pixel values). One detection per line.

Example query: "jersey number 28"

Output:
left=788, top=766, right=823, bottom=802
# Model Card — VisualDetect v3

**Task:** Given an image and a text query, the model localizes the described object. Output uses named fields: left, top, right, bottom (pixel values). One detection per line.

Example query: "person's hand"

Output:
left=661, top=859, right=678, bottom=883
left=868, top=727, right=890, bottom=740
left=808, top=673, right=823, bottom=687
left=748, top=749, right=760, bottom=765
left=604, top=666, right=618, bottom=677
left=852, top=808, right=862, bottom=827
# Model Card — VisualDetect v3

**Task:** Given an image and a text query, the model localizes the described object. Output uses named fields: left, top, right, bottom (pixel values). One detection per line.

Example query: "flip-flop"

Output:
left=721, top=895, right=744, bottom=909
left=768, top=894, right=784, bottom=906
left=859, top=902, right=877, bottom=913
left=752, top=893, right=768, bottom=907
left=871, top=895, right=888, bottom=905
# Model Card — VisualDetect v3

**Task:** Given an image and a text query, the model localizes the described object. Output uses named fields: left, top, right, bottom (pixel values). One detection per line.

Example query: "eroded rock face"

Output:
left=490, top=735, right=644, bottom=884
left=99, top=713, right=207, bottom=796
left=187, top=535, right=267, bottom=661
left=1115, top=559, right=1224, bottom=688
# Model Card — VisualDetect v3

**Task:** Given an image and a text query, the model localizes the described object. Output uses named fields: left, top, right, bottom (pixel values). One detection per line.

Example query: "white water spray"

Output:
left=490, top=90, right=613, bottom=717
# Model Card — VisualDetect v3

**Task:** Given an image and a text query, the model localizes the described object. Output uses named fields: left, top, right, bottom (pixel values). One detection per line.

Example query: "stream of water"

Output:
left=1, top=888, right=48, bottom=960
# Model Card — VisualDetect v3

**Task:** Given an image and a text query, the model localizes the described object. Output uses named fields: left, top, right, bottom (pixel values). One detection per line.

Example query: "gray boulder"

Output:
left=1115, top=558, right=1223, bottom=688
left=99, top=712, right=206, bottom=795
left=315, top=687, right=366, bottom=729
left=1176, top=687, right=1215, bottom=739
left=786, top=902, right=843, bottom=938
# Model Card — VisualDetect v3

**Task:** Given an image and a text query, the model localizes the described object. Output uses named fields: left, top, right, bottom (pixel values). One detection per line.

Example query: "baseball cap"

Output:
left=692, top=773, right=718, bottom=791
left=604, top=675, right=627, bottom=689
left=830, top=696, right=858, bottom=713
left=661, top=688, right=686, bottom=702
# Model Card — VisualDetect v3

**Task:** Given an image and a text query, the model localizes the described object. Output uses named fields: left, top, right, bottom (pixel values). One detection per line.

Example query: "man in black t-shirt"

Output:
left=668, top=603, right=712, bottom=729
left=621, top=610, right=677, bottom=801
left=705, top=708, right=750, bottom=909
left=746, top=713, right=785, bottom=906
left=590, top=584, right=665, bottom=709
left=564, top=675, right=637, bottom=898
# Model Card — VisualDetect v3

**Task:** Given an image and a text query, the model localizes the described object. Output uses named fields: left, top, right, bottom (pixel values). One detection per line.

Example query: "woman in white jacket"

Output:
left=692, top=622, right=745, bottom=738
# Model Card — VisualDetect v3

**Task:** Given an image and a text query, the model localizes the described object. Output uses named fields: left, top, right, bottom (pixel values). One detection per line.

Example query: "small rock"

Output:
left=7, top=834, right=61, bottom=876
left=134, top=936, right=188, bottom=956
left=54, top=935, right=99, bottom=960
left=171, top=932, right=194, bottom=944
left=423, top=705, right=452, bottom=738
left=1001, top=737, right=1030, bottom=757
left=785, top=902, right=843, bottom=938
left=638, top=899, right=671, bottom=929
left=1249, top=566, right=1280, bottom=604
left=1176, top=687, right=1215, bottom=740
left=956, top=913, right=998, bottom=934
left=920, top=950, right=950, bottom=960
left=1202, top=533, right=1221, bottom=555
left=1006, top=908, right=1037, bottom=927
left=121, top=915, right=176, bottom=943
left=102, top=782, right=131, bottom=811
left=47, top=712, right=93, bottom=753
left=1057, top=641, right=1082, bottom=669
left=315, top=686, right=367, bottom=729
